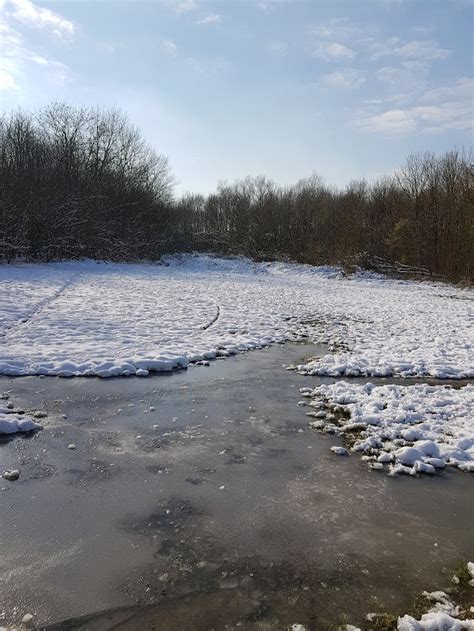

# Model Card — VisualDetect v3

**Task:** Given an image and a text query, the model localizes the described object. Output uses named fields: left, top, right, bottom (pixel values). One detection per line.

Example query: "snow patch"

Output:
left=0, top=411, right=42, bottom=434
left=304, top=382, right=473, bottom=473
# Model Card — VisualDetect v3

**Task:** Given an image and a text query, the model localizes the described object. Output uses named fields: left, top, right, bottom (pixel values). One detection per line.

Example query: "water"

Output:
left=0, top=343, right=472, bottom=630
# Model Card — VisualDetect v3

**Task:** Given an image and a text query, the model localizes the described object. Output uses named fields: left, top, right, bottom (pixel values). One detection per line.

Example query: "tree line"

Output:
left=1, top=103, right=472, bottom=280
left=0, top=103, right=174, bottom=261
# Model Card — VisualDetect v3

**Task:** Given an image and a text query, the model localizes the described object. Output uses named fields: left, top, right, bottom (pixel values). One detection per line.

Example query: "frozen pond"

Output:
left=0, top=343, right=472, bottom=629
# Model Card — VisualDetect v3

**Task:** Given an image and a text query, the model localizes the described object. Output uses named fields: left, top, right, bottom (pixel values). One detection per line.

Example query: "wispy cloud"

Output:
left=256, top=2, right=274, bottom=14
left=412, top=25, right=434, bottom=35
left=375, top=60, right=431, bottom=92
left=196, top=13, right=222, bottom=25
left=314, top=41, right=355, bottom=62
left=313, top=17, right=365, bottom=40
left=161, top=0, right=197, bottom=14
left=97, top=42, right=115, bottom=55
left=357, top=77, right=472, bottom=134
left=312, top=20, right=450, bottom=69
left=6, top=0, right=75, bottom=40
left=421, top=76, right=473, bottom=102
left=266, top=40, right=288, bottom=56
left=0, top=15, right=70, bottom=95
left=322, top=68, right=365, bottom=89
left=184, top=56, right=230, bottom=75
left=370, top=38, right=451, bottom=61
left=159, top=38, right=178, bottom=56
left=0, top=62, right=20, bottom=91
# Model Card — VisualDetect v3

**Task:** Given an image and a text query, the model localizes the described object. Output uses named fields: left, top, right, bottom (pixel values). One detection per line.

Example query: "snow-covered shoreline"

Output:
left=301, top=381, right=474, bottom=473
left=1, top=255, right=472, bottom=379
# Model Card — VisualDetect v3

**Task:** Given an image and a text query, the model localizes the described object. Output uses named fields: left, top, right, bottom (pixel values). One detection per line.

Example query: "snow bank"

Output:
left=302, top=382, right=474, bottom=473
left=0, top=256, right=472, bottom=378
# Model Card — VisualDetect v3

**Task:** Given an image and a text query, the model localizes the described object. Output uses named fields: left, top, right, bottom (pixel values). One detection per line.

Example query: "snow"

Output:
left=0, top=406, right=42, bottom=434
left=398, top=590, right=474, bottom=630
left=330, top=445, right=349, bottom=456
left=303, top=382, right=474, bottom=473
left=468, top=562, right=474, bottom=587
left=398, top=612, right=474, bottom=630
left=0, top=255, right=472, bottom=379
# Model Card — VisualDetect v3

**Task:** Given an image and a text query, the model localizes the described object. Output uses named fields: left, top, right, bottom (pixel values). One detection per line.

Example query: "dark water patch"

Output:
left=185, top=476, right=205, bottom=485
left=225, top=453, right=246, bottom=464
left=122, top=497, right=205, bottom=539
left=66, top=459, right=121, bottom=485
left=145, top=463, right=168, bottom=474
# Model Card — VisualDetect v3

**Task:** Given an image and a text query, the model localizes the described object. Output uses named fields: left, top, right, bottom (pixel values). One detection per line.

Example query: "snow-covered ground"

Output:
left=0, top=256, right=317, bottom=377
left=1, top=255, right=472, bottom=379
left=301, top=382, right=474, bottom=472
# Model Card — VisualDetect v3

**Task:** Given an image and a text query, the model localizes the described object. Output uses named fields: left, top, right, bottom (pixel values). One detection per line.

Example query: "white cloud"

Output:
left=196, top=13, right=222, bottom=24
left=7, top=0, right=75, bottom=40
left=359, top=109, right=416, bottom=133
left=314, top=42, right=355, bottom=62
left=322, top=68, right=365, bottom=89
left=159, top=38, right=177, bottom=56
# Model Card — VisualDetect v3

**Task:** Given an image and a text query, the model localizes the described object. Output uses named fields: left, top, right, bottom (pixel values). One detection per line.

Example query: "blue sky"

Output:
left=0, top=0, right=472, bottom=194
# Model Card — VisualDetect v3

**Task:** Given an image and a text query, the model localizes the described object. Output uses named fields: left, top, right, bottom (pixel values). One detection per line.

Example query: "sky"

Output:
left=0, top=0, right=473, bottom=194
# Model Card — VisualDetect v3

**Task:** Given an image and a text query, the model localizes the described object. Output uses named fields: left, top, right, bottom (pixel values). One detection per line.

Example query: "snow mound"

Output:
left=0, top=408, right=42, bottom=434
left=304, top=382, right=474, bottom=473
